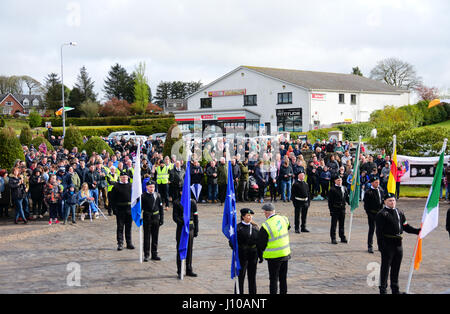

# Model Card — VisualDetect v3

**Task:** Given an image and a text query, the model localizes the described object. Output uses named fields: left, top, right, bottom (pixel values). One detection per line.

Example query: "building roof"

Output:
left=242, top=66, right=408, bottom=94
left=0, top=93, right=42, bottom=107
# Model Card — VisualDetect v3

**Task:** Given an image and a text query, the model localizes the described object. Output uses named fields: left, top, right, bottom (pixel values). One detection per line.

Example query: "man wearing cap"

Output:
left=363, top=176, right=384, bottom=253
left=232, top=208, right=261, bottom=294
left=328, top=176, right=349, bottom=244
left=376, top=193, right=420, bottom=294
left=257, top=203, right=291, bottom=294
left=173, top=190, right=199, bottom=279
left=141, top=181, right=164, bottom=262
left=291, top=171, right=310, bottom=233
left=110, top=172, right=134, bottom=251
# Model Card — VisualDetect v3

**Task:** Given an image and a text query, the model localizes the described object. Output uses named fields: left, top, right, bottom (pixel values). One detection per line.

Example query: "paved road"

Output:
left=0, top=198, right=449, bottom=294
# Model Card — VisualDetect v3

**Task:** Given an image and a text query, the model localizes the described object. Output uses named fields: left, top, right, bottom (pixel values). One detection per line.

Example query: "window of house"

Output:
left=23, top=99, right=29, bottom=106
left=351, top=94, right=356, bottom=105
left=244, top=95, right=257, bottom=106
left=277, top=92, right=292, bottom=104
left=6, top=101, right=13, bottom=106
left=33, top=99, right=39, bottom=106
left=339, top=94, right=345, bottom=104
left=200, top=98, right=212, bottom=109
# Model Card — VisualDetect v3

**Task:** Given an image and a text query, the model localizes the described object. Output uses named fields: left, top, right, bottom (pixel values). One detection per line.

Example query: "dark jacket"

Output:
left=206, top=165, right=218, bottom=185
left=363, top=186, right=384, bottom=214
left=190, top=164, right=203, bottom=185
left=254, top=167, right=268, bottom=187
left=239, top=162, right=249, bottom=182
left=173, top=198, right=199, bottom=237
left=76, top=166, right=89, bottom=184
left=9, top=176, right=26, bottom=201
left=328, top=184, right=349, bottom=214
left=217, top=163, right=227, bottom=185
left=141, top=191, right=164, bottom=224
left=291, top=179, right=310, bottom=206
left=169, top=167, right=185, bottom=188
left=231, top=222, right=261, bottom=261
left=29, top=174, right=45, bottom=200
left=110, top=182, right=132, bottom=214
left=63, top=189, right=79, bottom=205
left=279, top=164, right=293, bottom=182
left=376, top=206, right=420, bottom=248
left=85, top=170, right=100, bottom=190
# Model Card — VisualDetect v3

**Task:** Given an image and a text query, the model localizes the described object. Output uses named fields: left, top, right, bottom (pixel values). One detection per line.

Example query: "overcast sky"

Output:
left=1, top=0, right=449, bottom=102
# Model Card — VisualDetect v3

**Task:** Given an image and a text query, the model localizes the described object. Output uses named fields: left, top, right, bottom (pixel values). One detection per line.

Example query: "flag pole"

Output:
left=405, top=138, right=447, bottom=294
left=139, top=197, right=143, bottom=264
left=348, top=135, right=362, bottom=244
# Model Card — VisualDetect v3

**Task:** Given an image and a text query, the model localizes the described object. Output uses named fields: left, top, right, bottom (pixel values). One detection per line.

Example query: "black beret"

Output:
left=146, top=180, right=156, bottom=186
left=240, top=208, right=255, bottom=216
left=370, top=176, right=380, bottom=183
left=384, top=193, right=396, bottom=201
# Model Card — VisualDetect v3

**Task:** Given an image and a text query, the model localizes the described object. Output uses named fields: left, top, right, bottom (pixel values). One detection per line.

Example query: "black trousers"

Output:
left=320, top=182, right=329, bottom=198
left=366, top=211, right=377, bottom=248
left=267, top=259, right=288, bottom=294
left=176, top=225, right=194, bottom=275
left=236, top=249, right=258, bottom=294
left=330, top=211, right=346, bottom=240
left=258, top=182, right=266, bottom=200
left=238, top=181, right=249, bottom=201
left=219, top=184, right=227, bottom=203
left=32, top=197, right=43, bottom=215
left=143, top=217, right=160, bottom=258
left=379, top=242, right=403, bottom=292
left=294, top=202, right=309, bottom=231
left=116, top=211, right=132, bottom=246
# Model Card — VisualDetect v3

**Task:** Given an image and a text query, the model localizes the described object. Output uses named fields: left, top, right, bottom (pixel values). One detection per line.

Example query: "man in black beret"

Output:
left=363, top=176, right=384, bottom=253
left=376, top=193, right=420, bottom=294
left=328, top=176, right=349, bottom=244
left=141, top=180, right=164, bottom=262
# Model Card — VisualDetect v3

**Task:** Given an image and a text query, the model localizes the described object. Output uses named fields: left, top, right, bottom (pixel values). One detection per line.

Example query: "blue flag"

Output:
left=131, top=145, right=142, bottom=227
left=179, top=155, right=191, bottom=261
left=222, top=160, right=241, bottom=279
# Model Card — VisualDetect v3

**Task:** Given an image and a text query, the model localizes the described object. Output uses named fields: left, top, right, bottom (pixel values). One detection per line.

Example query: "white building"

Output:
left=174, top=66, right=410, bottom=136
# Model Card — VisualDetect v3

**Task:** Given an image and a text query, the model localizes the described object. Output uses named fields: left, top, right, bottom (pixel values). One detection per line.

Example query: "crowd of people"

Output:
left=0, top=132, right=449, bottom=226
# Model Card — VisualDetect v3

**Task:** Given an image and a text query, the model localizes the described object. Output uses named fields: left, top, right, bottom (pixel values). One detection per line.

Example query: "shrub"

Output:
left=336, top=122, right=374, bottom=141
left=19, top=126, right=33, bottom=146
left=163, top=123, right=183, bottom=159
left=63, top=125, right=84, bottom=151
left=397, top=126, right=450, bottom=157
left=0, top=117, right=5, bottom=127
left=28, top=112, right=42, bottom=128
left=31, top=136, right=55, bottom=152
left=0, top=127, right=25, bottom=169
left=81, top=136, right=114, bottom=156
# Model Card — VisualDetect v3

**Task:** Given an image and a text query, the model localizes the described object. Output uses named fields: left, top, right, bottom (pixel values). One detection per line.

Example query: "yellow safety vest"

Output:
left=156, top=165, right=169, bottom=184
left=262, top=215, right=291, bottom=259
left=107, top=172, right=119, bottom=192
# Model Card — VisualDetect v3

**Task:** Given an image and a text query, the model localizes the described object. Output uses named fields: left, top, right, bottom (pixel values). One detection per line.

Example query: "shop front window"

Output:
left=276, top=108, right=302, bottom=132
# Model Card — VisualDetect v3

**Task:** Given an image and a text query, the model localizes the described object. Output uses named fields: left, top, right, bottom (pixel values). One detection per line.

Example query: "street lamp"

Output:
left=61, top=41, right=77, bottom=138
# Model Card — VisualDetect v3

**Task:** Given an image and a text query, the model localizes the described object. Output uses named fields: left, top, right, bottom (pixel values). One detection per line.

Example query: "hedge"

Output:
left=336, top=122, right=375, bottom=141
left=0, top=127, right=25, bottom=169
left=41, top=114, right=174, bottom=127
left=19, top=126, right=33, bottom=145
left=31, top=136, right=55, bottom=151
left=63, top=125, right=84, bottom=151
left=81, top=136, right=115, bottom=156
left=44, top=118, right=175, bottom=138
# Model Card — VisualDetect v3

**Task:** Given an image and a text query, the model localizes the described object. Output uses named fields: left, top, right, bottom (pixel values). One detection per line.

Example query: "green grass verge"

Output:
left=399, top=185, right=447, bottom=198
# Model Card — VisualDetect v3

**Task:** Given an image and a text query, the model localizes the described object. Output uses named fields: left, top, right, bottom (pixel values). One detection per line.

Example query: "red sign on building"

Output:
left=311, top=93, right=326, bottom=101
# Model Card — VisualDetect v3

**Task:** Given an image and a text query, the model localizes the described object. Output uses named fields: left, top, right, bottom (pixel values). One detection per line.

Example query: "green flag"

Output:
left=349, top=143, right=361, bottom=212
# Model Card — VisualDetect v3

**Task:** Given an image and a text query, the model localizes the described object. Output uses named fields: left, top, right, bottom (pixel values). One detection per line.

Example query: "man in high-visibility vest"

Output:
left=257, top=202, right=291, bottom=294
left=156, top=158, right=170, bottom=211
left=106, top=166, right=119, bottom=216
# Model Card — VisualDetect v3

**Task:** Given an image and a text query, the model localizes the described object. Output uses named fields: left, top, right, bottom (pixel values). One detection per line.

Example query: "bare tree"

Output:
left=370, top=57, right=422, bottom=90
left=20, top=76, right=42, bottom=95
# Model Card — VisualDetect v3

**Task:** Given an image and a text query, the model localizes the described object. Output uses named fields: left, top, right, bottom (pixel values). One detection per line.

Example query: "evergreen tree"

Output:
left=103, top=63, right=134, bottom=103
left=154, top=81, right=172, bottom=107
left=43, top=73, right=70, bottom=113
left=351, top=66, right=363, bottom=77
left=75, top=66, right=97, bottom=102
left=67, top=87, right=84, bottom=117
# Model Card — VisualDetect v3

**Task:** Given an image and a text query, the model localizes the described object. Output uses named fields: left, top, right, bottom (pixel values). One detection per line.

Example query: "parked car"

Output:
left=151, top=133, right=166, bottom=143
left=108, top=131, right=137, bottom=141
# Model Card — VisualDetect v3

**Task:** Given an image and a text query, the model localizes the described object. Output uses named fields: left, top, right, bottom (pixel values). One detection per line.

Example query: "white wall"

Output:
left=310, top=91, right=410, bottom=127
left=187, top=67, right=310, bottom=132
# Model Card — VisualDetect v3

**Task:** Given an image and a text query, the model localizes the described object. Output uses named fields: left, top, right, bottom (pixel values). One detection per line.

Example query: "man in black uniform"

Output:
left=232, top=208, right=261, bottom=294
left=376, top=193, right=420, bottom=294
left=363, top=176, right=384, bottom=253
left=141, top=181, right=164, bottom=262
left=328, top=176, right=349, bottom=244
left=110, top=172, right=134, bottom=251
left=173, top=191, right=199, bottom=279
left=291, top=171, right=310, bottom=234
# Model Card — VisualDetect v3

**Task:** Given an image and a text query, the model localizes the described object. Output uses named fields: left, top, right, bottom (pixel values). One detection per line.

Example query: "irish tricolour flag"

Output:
left=413, top=149, right=445, bottom=270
